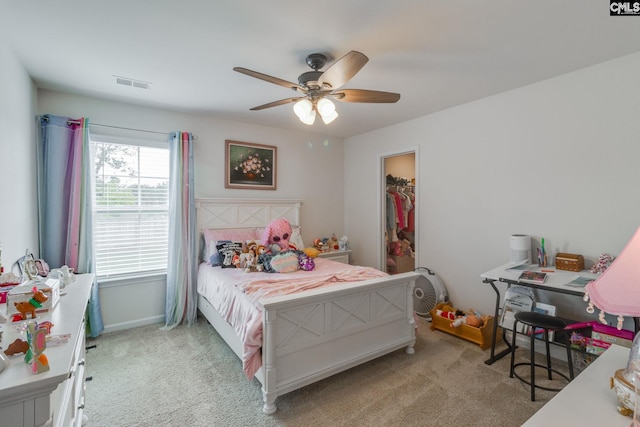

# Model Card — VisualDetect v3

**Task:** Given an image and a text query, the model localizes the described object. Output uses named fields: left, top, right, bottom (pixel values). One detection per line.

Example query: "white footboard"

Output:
left=259, top=271, right=419, bottom=414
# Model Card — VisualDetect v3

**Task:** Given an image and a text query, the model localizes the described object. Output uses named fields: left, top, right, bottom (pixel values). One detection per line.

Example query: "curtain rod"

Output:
left=89, top=122, right=172, bottom=137
left=42, top=116, right=196, bottom=139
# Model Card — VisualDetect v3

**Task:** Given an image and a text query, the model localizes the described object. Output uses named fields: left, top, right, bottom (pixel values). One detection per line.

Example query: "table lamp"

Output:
left=583, top=225, right=640, bottom=416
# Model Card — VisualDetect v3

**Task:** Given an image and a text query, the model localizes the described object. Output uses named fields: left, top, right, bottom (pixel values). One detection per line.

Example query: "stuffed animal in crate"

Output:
left=435, top=304, right=484, bottom=328
left=451, top=310, right=485, bottom=328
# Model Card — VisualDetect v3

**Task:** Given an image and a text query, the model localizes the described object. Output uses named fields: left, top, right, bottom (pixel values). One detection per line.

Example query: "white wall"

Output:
left=0, top=39, right=38, bottom=273
left=345, top=52, right=640, bottom=327
left=10, top=50, right=640, bottom=332
left=37, top=90, right=345, bottom=331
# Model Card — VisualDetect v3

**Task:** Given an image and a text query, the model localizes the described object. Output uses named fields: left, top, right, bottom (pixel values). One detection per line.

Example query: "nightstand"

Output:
left=316, top=249, right=352, bottom=264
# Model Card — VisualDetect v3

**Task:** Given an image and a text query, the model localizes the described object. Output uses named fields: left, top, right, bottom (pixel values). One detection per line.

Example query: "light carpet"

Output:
left=84, top=316, right=570, bottom=426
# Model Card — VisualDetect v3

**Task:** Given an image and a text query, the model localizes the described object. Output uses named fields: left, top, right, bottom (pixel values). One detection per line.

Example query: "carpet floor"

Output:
left=84, top=315, right=571, bottom=426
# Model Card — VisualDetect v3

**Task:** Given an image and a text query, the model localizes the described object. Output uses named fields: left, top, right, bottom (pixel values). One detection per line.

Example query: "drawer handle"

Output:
left=78, top=359, right=86, bottom=366
left=78, top=403, right=85, bottom=410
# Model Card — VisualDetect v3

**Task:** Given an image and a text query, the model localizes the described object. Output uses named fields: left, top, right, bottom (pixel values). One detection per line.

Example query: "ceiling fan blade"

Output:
left=318, top=51, right=369, bottom=90
left=249, top=97, right=303, bottom=111
left=332, top=89, right=400, bottom=103
left=233, top=67, right=304, bottom=93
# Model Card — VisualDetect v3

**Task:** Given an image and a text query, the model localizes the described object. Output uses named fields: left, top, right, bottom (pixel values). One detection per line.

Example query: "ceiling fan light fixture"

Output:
left=236, top=51, right=398, bottom=124
left=316, top=98, right=338, bottom=124
left=293, top=99, right=313, bottom=119
left=316, top=98, right=335, bottom=116
left=321, top=110, right=338, bottom=124
left=299, top=110, right=316, bottom=125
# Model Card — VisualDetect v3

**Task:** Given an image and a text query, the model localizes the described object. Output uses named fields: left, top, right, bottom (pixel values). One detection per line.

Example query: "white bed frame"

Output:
left=196, top=198, right=420, bottom=414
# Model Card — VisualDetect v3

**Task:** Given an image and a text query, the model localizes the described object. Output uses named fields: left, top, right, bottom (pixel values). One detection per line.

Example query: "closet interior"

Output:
left=384, top=153, right=416, bottom=274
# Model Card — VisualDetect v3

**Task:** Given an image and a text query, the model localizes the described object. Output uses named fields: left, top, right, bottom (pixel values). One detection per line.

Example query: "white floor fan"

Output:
left=413, top=267, right=448, bottom=319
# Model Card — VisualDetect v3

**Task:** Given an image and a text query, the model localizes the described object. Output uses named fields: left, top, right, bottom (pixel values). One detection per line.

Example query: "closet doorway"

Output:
left=381, top=150, right=417, bottom=274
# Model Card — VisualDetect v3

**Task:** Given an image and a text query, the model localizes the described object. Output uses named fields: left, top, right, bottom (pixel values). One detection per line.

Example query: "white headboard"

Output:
left=195, top=198, right=302, bottom=231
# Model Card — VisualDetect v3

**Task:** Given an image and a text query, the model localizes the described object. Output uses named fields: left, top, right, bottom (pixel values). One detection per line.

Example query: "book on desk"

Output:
left=518, top=270, right=547, bottom=285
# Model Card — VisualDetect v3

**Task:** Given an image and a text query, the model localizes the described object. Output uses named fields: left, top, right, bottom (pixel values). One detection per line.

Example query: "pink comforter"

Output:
left=197, top=258, right=388, bottom=379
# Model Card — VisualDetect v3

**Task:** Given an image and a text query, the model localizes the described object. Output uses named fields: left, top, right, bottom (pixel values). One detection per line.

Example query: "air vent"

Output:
left=113, top=75, right=151, bottom=90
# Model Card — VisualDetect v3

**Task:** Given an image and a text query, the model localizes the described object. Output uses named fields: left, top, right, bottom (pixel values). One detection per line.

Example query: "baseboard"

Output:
left=102, top=315, right=164, bottom=333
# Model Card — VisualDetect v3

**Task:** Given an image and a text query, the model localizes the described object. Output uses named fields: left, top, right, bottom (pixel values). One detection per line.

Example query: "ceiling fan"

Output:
left=233, top=51, right=400, bottom=125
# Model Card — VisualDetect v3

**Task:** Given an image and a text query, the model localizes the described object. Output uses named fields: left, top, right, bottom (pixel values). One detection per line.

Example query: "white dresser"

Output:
left=0, top=273, right=94, bottom=427
left=316, top=249, right=352, bottom=264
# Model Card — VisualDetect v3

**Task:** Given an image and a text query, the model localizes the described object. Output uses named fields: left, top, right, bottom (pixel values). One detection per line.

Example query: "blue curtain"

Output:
left=164, top=131, right=197, bottom=328
left=37, top=114, right=104, bottom=337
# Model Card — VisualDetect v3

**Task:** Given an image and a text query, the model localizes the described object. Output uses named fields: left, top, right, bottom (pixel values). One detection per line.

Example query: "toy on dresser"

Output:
left=26, top=322, right=50, bottom=374
left=14, top=287, right=49, bottom=320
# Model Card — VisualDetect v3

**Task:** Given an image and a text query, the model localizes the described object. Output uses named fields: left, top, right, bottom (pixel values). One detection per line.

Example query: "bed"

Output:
left=195, top=198, right=420, bottom=414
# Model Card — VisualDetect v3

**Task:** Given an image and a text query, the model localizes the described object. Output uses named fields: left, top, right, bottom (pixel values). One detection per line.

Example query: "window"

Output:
left=91, top=132, right=170, bottom=279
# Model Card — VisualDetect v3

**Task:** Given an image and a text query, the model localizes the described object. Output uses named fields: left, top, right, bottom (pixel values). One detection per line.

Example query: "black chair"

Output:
left=509, top=311, right=575, bottom=401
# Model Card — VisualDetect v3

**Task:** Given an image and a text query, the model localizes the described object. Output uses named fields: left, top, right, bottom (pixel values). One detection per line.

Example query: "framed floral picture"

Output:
left=225, top=140, right=277, bottom=190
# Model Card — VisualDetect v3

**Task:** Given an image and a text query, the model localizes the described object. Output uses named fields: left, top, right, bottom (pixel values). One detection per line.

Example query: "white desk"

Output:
left=481, top=263, right=598, bottom=297
left=480, top=263, right=601, bottom=365
left=522, top=344, right=631, bottom=426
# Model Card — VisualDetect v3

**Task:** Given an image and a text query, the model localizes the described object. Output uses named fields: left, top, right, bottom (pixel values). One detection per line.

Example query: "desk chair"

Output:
left=509, top=311, right=575, bottom=401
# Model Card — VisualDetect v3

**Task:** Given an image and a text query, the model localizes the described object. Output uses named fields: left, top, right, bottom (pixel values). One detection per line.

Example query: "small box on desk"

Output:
left=6, top=278, right=60, bottom=316
left=555, top=253, right=584, bottom=272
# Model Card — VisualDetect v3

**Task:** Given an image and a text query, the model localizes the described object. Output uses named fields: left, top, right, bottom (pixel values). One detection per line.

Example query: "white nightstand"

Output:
left=316, top=249, right=352, bottom=264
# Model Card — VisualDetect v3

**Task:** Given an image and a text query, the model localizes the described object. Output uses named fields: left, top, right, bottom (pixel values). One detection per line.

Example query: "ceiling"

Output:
left=2, top=1, right=640, bottom=138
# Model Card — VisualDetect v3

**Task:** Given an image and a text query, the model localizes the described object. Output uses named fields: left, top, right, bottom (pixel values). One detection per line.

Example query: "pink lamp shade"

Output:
left=584, top=225, right=640, bottom=329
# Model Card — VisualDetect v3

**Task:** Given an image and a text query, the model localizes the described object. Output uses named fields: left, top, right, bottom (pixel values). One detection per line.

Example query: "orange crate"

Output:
left=430, top=302, right=500, bottom=349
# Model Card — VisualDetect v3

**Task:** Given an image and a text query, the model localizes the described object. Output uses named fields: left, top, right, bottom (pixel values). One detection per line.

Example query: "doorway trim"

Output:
left=378, top=146, right=419, bottom=272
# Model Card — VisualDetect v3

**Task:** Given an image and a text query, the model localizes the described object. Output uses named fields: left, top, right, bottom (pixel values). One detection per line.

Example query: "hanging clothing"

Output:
left=405, top=191, right=415, bottom=232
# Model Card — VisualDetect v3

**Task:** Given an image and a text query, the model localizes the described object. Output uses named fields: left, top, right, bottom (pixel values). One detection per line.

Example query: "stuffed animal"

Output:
left=435, top=304, right=460, bottom=321
left=261, top=218, right=293, bottom=253
left=303, top=247, right=320, bottom=258
left=589, top=253, right=615, bottom=274
left=400, top=239, right=413, bottom=256
left=451, top=310, right=484, bottom=328
left=299, top=255, right=315, bottom=271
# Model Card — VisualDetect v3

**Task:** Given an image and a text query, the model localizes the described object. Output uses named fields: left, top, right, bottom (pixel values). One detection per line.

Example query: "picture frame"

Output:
left=225, top=140, right=277, bottom=190
left=18, top=252, right=39, bottom=280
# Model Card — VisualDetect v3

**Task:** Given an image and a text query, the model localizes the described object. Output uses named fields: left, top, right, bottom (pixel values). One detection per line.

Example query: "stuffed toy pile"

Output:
left=257, top=218, right=315, bottom=273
